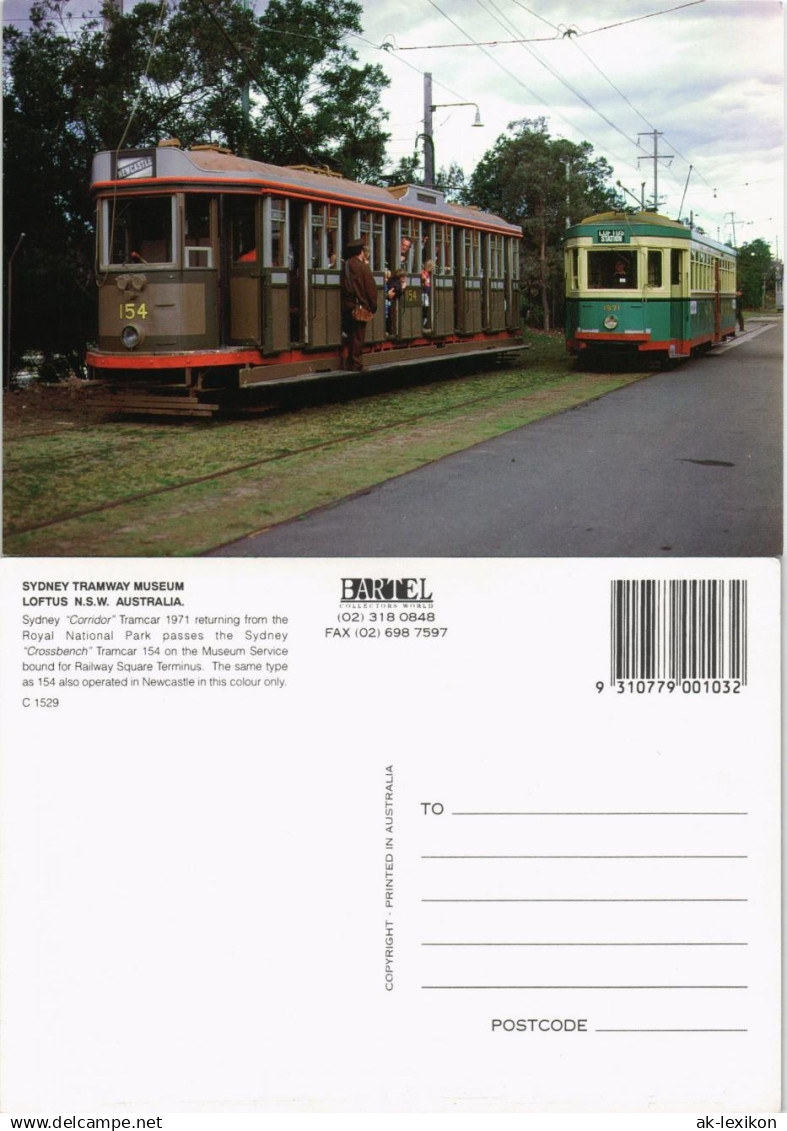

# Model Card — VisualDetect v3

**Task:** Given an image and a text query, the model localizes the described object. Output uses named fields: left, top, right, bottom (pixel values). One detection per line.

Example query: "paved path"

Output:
left=209, top=323, right=782, bottom=557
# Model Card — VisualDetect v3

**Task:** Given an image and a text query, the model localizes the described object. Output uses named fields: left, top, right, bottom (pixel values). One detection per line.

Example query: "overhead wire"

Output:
left=479, top=0, right=722, bottom=214
left=567, top=39, right=694, bottom=201
left=579, top=0, right=706, bottom=38
left=409, top=0, right=719, bottom=213
left=394, top=0, right=707, bottom=48
left=476, top=0, right=643, bottom=153
left=569, top=39, right=714, bottom=195
left=345, top=27, right=469, bottom=104
left=354, top=0, right=649, bottom=181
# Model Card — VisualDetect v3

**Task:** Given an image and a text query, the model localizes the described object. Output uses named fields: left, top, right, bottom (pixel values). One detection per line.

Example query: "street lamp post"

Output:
left=421, top=72, right=483, bottom=188
left=5, top=232, right=26, bottom=390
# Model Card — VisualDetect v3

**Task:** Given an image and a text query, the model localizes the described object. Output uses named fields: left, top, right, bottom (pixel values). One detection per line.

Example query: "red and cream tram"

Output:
left=88, top=142, right=524, bottom=413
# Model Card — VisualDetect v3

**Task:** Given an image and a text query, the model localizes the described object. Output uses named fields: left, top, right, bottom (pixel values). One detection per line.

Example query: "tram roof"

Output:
left=566, top=211, right=736, bottom=256
left=90, top=145, right=522, bottom=236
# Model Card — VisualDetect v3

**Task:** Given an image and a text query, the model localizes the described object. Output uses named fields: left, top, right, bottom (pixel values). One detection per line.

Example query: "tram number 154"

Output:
left=119, top=302, right=148, bottom=320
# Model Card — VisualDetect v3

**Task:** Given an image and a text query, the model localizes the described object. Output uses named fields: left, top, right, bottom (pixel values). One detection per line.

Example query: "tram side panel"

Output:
left=98, top=270, right=217, bottom=354
left=457, top=228, right=483, bottom=334
left=308, top=270, right=343, bottom=349
left=432, top=273, right=454, bottom=335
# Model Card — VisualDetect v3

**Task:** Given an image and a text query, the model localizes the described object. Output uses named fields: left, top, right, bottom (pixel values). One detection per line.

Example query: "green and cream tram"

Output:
left=564, top=211, right=737, bottom=362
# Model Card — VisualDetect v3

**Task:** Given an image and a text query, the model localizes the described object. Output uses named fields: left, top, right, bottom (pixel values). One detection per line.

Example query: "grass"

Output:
left=3, top=333, right=650, bottom=556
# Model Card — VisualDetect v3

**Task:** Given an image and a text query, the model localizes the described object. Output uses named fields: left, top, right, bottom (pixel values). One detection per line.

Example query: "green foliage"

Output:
left=382, top=153, right=422, bottom=188
left=736, top=238, right=777, bottom=308
left=3, top=0, right=391, bottom=378
left=381, top=155, right=465, bottom=202
left=464, top=118, right=618, bottom=329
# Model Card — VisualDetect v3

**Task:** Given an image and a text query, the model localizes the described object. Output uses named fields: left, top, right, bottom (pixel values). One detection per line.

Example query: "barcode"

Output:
left=610, top=580, right=748, bottom=684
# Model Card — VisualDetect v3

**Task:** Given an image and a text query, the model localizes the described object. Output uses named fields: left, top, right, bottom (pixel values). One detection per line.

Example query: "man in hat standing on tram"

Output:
left=341, top=240, right=378, bottom=371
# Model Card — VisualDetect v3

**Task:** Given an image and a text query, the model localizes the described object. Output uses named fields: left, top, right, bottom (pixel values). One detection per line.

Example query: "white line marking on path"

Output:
left=713, top=323, right=778, bottom=354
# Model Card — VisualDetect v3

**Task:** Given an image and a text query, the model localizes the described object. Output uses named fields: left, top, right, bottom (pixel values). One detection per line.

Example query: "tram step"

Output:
left=93, top=396, right=220, bottom=417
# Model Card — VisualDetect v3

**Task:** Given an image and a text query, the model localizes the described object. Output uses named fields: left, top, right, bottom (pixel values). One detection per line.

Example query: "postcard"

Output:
left=1, top=0, right=782, bottom=1122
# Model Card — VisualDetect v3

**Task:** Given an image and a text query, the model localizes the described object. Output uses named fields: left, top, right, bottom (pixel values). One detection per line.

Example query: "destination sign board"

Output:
left=596, top=228, right=628, bottom=244
left=115, top=151, right=156, bottom=180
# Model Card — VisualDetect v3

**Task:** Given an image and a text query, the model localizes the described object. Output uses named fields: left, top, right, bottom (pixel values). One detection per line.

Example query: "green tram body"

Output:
left=87, top=143, right=523, bottom=403
left=564, top=212, right=737, bottom=361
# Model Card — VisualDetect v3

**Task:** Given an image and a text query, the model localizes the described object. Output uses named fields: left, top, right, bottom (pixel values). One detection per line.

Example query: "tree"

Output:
left=463, top=118, right=618, bottom=329
left=736, top=238, right=775, bottom=309
left=382, top=154, right=466, bottom=202
left=3, top=0, right=391, bottom=379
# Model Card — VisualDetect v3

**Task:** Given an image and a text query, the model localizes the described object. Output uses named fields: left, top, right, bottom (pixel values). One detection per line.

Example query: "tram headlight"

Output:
left=603, top=315, right=619, bottom=330
left=120, top=324, right=143, bottom=350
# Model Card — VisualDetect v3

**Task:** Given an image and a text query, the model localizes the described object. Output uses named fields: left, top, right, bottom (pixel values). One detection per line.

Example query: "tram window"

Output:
left=435, top=224, right=452, bottom=273
left=328, top=205, right=340, bottom=267
left=359, top=210, right=379, bottom=268
left=229, top=197, right=257, bottom=263
left=413, top=221, right=424, bottom=269
left=647, top=250, right=662, bottom=287
left=569, top=248, right=579, bottom=290
left=400, top=218, right=416, bottom=269
left=184, top=196, right=213, bottom=268
left=356, top=211, right=384, bottom=269
left=311, top=204, right=337, bottom=268
left=420, top=222, right=433, bottom=269
left=671, top=249, right=683, bottom=285
left=490, top=234, right=505, bottom=278
left=310, top=205, right=324, bottom=267
left=270, top=198, right=287, bottom=267
left=587, top=250, right=638, bottom=289
left=372, top=214, right=384, bottom=271
left=463, top=229, right=480, bottom=275
left=106, top=196, right=174, bottom=265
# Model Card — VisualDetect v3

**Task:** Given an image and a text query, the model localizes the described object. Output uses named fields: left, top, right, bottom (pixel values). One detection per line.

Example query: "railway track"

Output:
left=7, top=375, right=544, bottom=538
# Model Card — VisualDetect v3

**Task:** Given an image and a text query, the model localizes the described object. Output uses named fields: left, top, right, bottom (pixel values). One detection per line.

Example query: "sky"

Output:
left=4, top=0, right=784, bottom=254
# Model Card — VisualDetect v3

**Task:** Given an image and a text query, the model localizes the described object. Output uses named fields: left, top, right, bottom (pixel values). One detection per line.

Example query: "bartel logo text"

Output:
left=341, top=578, right=433, bottom=602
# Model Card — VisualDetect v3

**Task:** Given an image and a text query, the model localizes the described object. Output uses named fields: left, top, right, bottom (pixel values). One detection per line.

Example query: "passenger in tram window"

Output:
left=385, top=269, right=406, bottom=333
left=613, top=257, right=628, bottom=286
left=400, top=235, right=413, bottom=268
left=383, top=268, right=392, bottom=327
left=421, top=259, right=433, bottom=327
left=341, top=240, right=378, bottom=371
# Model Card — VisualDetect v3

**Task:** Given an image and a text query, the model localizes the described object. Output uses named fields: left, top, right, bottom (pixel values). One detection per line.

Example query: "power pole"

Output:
left=637, top=130, right=673, bottom=212
left=423, top=73, right=435, bottom=188
left=5, top=233, right=26, bottom=390
left=562, top=159, right=571, bottom=227
left=240, top=0, right=254, bottom=155
left=725, top=211, right=738, bottom=248
left=103, top=0, right=122, bottom=33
